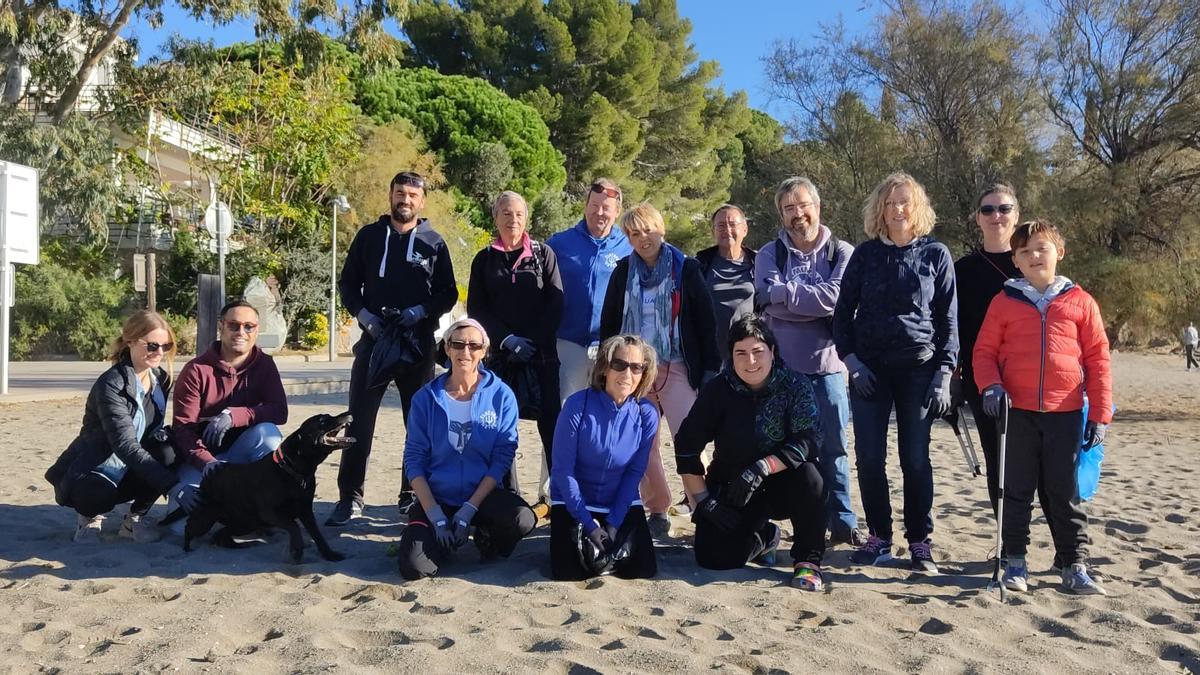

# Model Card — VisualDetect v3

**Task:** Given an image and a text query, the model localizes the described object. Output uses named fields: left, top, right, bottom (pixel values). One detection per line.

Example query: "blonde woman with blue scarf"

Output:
left=600, top=202, right=720, bottom=537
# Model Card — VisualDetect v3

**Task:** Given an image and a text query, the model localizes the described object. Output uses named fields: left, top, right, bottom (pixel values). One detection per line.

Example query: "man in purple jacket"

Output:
left=754, top=177, right=863, bottom=547
left=167, top=300, right=288, bottom=515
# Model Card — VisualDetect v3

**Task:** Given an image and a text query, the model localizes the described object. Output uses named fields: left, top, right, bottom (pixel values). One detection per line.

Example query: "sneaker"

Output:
left=753, top=523, right=782, bottom=566
left=1051, top=556, right=1105, bottom=582
left=791, top=562, right=825, bottom=592
left=1002, top=558, right=1029, bottom=592
left=909, top=540, right=939, bottom=574
left=119, top=513, right=162, bottom=543
left=850, top=535, right=894, bottom=566
left=73, top=514, right=102, bottom=543
left=829, top=527, right=868, bottom=547
left=647, top=513, right=671, bottom=539
left=1061, top=563, right=1107, bottom=595
left=325, top=499, right=362, bottom=526
left=668, top=492, right=693, bottom=516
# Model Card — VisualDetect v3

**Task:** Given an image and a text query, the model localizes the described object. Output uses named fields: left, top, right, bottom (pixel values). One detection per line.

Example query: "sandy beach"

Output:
left=1, top=351, right=1197, bottom=673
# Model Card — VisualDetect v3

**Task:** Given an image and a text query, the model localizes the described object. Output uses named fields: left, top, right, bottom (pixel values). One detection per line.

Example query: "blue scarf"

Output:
left=621, top=243, right=684, bottom=361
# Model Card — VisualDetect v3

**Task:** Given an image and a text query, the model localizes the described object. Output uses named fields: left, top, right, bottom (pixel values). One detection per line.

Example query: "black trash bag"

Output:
left=486, top=351, right=542, bottom=420
left=574, top=517, right=638, bottom=577
left=367, top=313, right=424, bottom=389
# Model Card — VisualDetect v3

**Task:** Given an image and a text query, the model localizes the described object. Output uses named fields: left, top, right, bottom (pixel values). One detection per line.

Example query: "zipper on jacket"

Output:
left=1038, top=311, right=1047, bottom=411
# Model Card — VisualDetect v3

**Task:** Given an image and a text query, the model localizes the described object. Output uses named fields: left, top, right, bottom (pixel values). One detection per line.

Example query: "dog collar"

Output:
left=272, top=447, right=308, bottom=489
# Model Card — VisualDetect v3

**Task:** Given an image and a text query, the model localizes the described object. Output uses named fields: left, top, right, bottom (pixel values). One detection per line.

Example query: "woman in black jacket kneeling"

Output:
left=674, top=314, right=827, bottom=591
left=45, top=310, right=188, bottom=543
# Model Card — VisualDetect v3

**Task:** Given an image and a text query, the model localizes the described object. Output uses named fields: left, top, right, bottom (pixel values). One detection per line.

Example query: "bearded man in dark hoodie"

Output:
left=167, top=300, right=288, bottom=516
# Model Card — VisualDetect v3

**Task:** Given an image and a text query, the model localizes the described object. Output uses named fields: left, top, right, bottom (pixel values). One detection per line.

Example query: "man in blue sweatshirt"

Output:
left=546, top=178, right=633, bottom=402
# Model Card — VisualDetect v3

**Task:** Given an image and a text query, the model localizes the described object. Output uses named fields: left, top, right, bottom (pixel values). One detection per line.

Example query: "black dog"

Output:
left=182, top=412, right=354, bottom=563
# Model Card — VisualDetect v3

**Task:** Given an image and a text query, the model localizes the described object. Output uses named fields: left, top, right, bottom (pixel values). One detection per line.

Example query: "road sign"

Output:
left=133, top=253, right=146, bottom=292
left=0, top=161, right=40, bottom=265
left=204, top=201, right=233, bottom=238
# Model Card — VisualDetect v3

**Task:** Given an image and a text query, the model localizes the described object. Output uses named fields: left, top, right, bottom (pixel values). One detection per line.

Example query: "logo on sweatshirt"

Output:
left=602, top=253, right=619, bottom=270
left=478, top=409, right=498, bottom=430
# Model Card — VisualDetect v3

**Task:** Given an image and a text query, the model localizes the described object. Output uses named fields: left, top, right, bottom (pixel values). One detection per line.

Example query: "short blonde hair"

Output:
left=862, top=172, right=937, bottom=240
left=108, top=310, right=176, bottom=368
left=589, top=334, right=658, bottom=399
left=619, top=202, right=666, bottom=237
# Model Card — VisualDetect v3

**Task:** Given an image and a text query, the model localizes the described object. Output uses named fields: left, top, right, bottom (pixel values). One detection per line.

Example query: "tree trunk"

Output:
left=48, top=0, right=142, bottom=123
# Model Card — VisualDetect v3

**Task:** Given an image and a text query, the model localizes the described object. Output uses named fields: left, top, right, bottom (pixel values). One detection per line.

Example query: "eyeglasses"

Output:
left=139, top=340, right=174, bottom=353
left=979, top=204, right=1016, bottom=215
left=609, top=358, right=646, bottom=375
left=447, top=339, right=485, bottom=352
left=224, top=321, right=258, bottom=333
left=590, top=183, right=621, bottom=200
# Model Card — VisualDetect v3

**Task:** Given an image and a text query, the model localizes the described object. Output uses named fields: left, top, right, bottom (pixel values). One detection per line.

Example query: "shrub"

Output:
left=297, top=310, right=329, bottom=349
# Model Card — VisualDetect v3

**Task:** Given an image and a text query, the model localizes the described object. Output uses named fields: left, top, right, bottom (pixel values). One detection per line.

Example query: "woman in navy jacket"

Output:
left=549, top=334, right=660, bottom=580
left=45, top=310, right=187, bottom=543
left=397, top=318, right=536, bottom=579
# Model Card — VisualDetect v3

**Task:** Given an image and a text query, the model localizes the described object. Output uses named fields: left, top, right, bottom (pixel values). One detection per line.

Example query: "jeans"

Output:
left=808, top=372, right=857, bottom=537
left=170, top=422, right=284, bottom=512
left=849, top=363, right=936, bottom=544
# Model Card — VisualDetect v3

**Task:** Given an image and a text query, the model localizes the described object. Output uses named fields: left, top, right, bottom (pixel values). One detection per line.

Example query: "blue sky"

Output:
left=124, top=3, right=886, bottom=114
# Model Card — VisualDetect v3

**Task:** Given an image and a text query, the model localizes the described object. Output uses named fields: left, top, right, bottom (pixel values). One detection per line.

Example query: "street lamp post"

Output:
left=329, top=195, right=351, bottom=362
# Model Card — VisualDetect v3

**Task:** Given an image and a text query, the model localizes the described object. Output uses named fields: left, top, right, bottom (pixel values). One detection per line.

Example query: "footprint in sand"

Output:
left=529, top=604, right=580, bottom=627
left=677, top=619, right=734, bottom=641
left=408, top=601, right=454, bottom=616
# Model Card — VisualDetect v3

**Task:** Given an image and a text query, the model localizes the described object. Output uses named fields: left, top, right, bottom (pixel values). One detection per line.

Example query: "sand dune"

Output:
left=1, top=351, right=1197, bottom=673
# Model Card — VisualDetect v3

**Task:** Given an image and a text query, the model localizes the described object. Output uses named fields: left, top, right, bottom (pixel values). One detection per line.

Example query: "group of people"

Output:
left=46, top=168, right=1114, bottom=597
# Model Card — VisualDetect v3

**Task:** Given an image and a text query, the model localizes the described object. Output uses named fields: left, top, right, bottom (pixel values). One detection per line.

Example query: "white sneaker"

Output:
left=73, top=515, right=102, bottom=543
left=119, top=513, right=162, bottom=543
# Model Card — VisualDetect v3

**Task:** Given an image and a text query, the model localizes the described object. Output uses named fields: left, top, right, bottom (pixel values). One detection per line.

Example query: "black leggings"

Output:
left=549, top=505, right=657, bottom=580
left=397, top=488, right=536, bottom=580
left=694, top=462, right=826, bottom=570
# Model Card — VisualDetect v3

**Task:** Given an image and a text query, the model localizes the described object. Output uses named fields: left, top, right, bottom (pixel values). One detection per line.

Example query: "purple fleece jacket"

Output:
left=753, top=225, right=854, bottom=375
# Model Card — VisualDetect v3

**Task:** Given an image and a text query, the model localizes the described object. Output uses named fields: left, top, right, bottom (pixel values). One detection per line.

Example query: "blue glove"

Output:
left=843, top=354, right=877, bottom=398
left=1083, top=421, right=1108, bottom=450
left=201, top=460, right=224, bottom=479
left=502, top=335, right=536, bottom=361
left=424, top=504, right=456, bottom=551
left=399, top=305, right=426, bottom=327
left=357, top=308, right=383, bottom=338
left=449, top=502, right=478, bottom=547
left=982, top=384, right=1007, bottom=418
left=202, top=411, right=233, bottom=449
left=171, top=481, right=201, bottom=513
left=925, top=369, right=953, bottom=418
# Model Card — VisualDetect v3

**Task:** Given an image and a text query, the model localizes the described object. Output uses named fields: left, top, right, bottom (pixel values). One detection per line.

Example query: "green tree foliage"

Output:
left=0, top=108, right=127, bottom=239
left=402, top=0, right=752, bottom=251
left=355, top=66, right=566, bottom=224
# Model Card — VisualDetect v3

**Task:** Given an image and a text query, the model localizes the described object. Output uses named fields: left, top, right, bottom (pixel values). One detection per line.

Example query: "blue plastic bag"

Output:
left=1076, top=398, right=1114, bottom=502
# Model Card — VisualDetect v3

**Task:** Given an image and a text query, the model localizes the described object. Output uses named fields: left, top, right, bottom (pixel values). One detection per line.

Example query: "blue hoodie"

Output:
left=550, top=388, right=658, bottom=534
left=403, top=367, right=519, bottom=507
left=546, top=219, right=633, bottom=347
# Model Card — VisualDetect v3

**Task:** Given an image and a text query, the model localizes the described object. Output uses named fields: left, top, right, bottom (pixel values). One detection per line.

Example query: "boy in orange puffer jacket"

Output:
left=973, top=220, right=1112, bottom=596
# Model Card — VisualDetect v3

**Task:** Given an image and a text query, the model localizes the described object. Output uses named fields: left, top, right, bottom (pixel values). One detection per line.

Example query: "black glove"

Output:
left=502, top=335, right=536, bottom=362
left=693, top=494, right=741, bottom=531
left=925, top=369, right=953, bottom=418
left=1083, top=421, right=1108, bottom=450
left=171, top=482, right=201, bottom=513
left=202, top=411, right=233, bottom=449
left=844, top=354, right=877, bottom=398
left=725, top=459, right=771, bottom=508
left=983, top=384, right=1008, bottom=418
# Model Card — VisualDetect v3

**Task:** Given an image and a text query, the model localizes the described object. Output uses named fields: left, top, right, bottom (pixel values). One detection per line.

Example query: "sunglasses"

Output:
left=590, top=183, right=621, bottom=200
left=447, top=339, right=485, bottom=352
left=609, top=358, right=646, bottom=375
left=394, top=174, right=426, bottom=190
left=979, top=204, right=1016, bottom=215
left=139, top=340, right=174, bottom=353
left=224, top=321, right=258, bottom=333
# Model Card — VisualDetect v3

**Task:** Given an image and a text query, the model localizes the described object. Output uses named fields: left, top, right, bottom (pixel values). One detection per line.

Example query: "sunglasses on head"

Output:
left=979, top=204, right=1016, bottom=215
left=590, top=183, right=621, bottom=200
left=224, top=321, right=258, bottom=333
left=139, top=340, right=174, bottom=353
left=609, top=357, right=646, bottom=375
left=447, top=339, right=485, bottom=352
left=394, top=174, right=426, bottom=190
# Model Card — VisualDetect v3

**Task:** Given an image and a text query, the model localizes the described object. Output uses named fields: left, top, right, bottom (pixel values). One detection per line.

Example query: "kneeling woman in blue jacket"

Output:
left=549, top=334, right=660, bottom=580
left=398, top=318, right=536, bottom=579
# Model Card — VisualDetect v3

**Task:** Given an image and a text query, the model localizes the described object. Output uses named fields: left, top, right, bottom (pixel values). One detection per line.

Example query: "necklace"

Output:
left=979, top=249, right=1013, bottom=282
